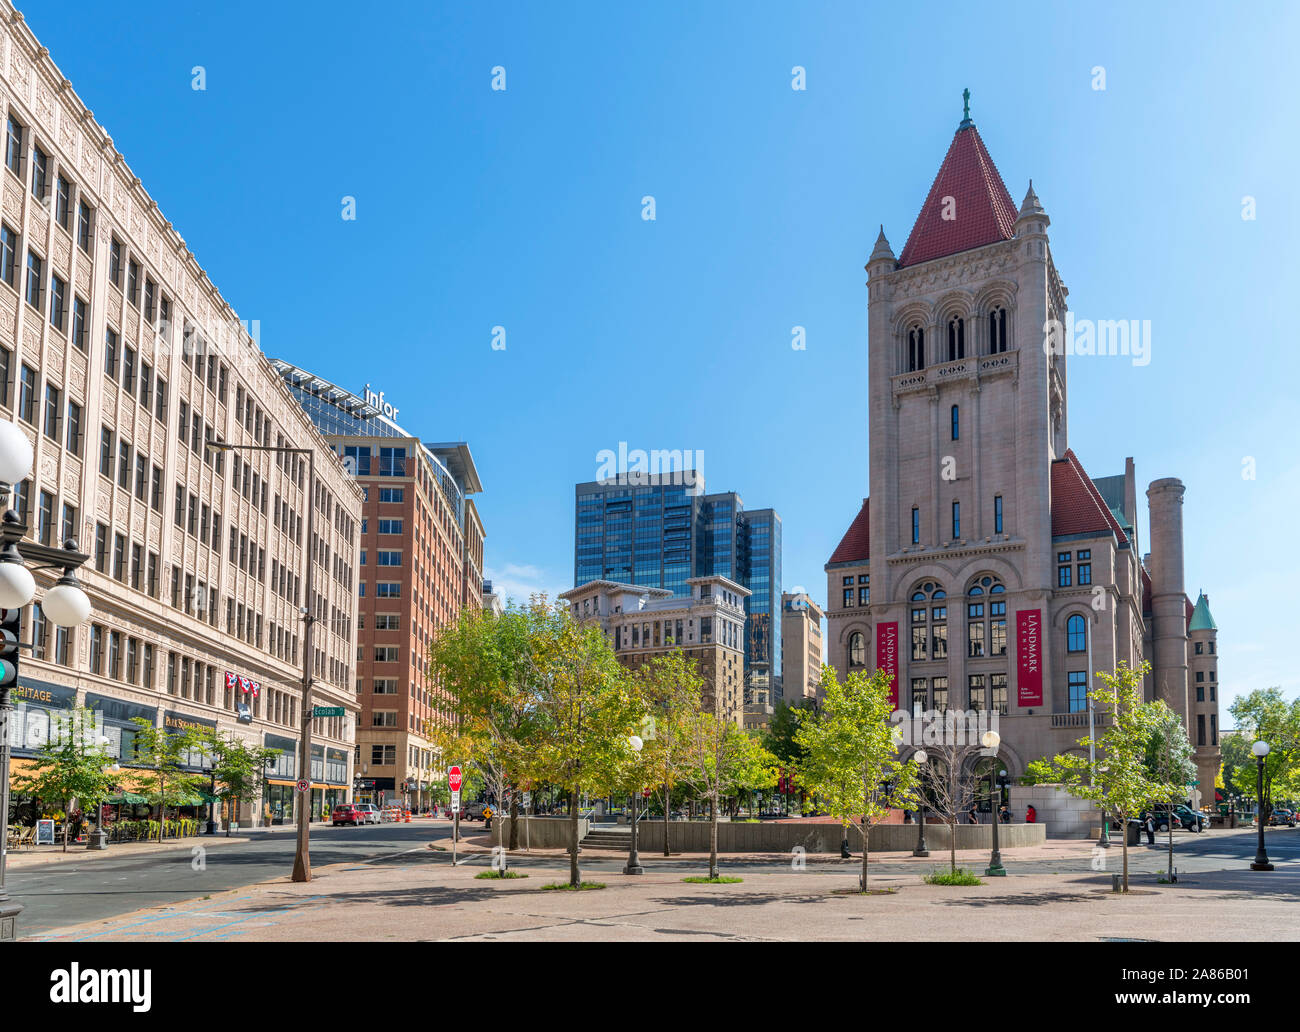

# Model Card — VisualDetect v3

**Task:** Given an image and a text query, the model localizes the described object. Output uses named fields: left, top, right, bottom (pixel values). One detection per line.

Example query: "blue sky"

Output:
left=33, top=1, right=1298, bottom=714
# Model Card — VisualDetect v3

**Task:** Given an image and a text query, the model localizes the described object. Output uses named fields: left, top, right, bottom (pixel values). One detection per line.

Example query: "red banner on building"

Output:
left=1016, top=609, right=1043, bottom=707
left=875, top=622, right=899, bottom=707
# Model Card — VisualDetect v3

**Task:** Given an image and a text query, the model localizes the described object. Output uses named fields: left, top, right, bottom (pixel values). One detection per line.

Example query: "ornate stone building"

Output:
left=0, top=2, right=362, bottom=825
left=824, top=104, right=1220, bottom=803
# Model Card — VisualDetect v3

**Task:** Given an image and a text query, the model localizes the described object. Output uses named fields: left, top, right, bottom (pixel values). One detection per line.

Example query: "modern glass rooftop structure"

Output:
left=574, top=473, right=782, bottom=700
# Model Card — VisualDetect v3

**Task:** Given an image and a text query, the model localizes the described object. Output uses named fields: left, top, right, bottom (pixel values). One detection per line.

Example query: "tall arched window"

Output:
left=909, top=582, right=947, bottom=662
left=947, top=316, right=965, bottom=361
left=989, top=306, right=1008, bottom=353
left=848, top=631, right=866, bottom=667
left=951, top=404, right=959, bottom=441
left=1067, top=613, right=1087, bottom=653
left=907, top=325, right=925, bottom=371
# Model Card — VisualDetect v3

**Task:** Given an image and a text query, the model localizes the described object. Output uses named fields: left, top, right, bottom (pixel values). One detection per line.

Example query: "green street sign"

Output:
left=313, top=706, right=345, bottom=717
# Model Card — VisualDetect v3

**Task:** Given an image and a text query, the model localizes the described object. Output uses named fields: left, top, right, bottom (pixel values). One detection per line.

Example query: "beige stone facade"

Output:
left=824, top=115, right=1220, bottom=796
left=561, top=575, right=748, bottom=725
left=779, top=591, right=823, bottom=702
left=0, top=4, right=362, bottom=825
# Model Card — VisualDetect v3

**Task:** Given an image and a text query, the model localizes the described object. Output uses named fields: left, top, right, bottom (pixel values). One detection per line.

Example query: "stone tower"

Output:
left=1147, top=478, right=1189, bottom=723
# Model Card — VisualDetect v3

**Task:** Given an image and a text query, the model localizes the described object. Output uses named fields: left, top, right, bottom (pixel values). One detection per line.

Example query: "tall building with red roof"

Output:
left=824, top=98, right=1219, bottom=806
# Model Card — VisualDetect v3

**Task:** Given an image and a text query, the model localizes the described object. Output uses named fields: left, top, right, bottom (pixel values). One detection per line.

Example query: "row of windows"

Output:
left=105, top=328, right=169, bottom=421
left=910, top=493, right=1005, bottom=545
left=1057, top=550, right=1092, bottom=588
left=908, top=675, right=1008, bottom=714
left=904, top=308, right=1009, bottom=373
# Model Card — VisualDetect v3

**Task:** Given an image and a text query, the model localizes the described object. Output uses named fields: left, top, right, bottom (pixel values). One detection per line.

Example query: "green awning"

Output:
left=107, top=792, right=148, bottom=805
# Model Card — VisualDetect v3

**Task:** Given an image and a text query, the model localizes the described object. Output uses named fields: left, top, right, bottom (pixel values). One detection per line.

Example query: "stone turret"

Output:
left=1146, top=478, right=1189, bottom=723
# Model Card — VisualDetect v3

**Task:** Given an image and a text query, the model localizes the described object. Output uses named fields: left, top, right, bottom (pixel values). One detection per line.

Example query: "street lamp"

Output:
left=209, top=439, right=318, bottom=883
left=912, top=749, right=930, bottom=857
left=86, top=746, right=116, bottom=851
left=624, top=734, right=644, bottom=875
left=1250, top=740, right=1273, bottom=871
left=0, top=422, right=92, bottom=941
left=981, top=730, right=1006, bottom=877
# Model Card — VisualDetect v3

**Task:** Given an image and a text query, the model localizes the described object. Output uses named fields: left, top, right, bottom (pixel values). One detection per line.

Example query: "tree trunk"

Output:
left=1121, top=835, right=1129, bottom=892
left=860, top=823, right=870, bottom=892
left=709, top=796, right=719, bottom=880
left=508, top=789, right=519, bottom=851
left=568, top=788, right=580, bottom=887
left=1167, top=801, right=1174, bottom=881
left=496, top=793, right=507, bottom=872
left=949, top=817, right=957, bottom=874
left=62, top=797, right=70, bottom=853
left=663, top=785, right=671, bottom=857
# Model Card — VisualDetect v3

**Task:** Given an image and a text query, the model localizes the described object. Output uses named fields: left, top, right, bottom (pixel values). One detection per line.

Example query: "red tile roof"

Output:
left=1050, top=449, right=1129, bottom=545
left=828, top=499, right=870, bottom=564
left=898, top=125, right=1019, bottom=268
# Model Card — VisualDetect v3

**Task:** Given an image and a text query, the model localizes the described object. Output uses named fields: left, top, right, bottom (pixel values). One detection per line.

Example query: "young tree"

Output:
left=1048, top=662, right=1179, bottom=892
left=794, top=668, right=917, bottom=890
left=633, top=651, right=704, bottom=856
left=1227, top=687, right=1300, bottom=823
left=14, top=707, right=118, bottom=852
left=762, top=699, right=814, bottom=814
left=195, top=729, right=281, bottom=836
left=127, top=717, right=209, bottom=841
left=530, top=605, right=643, bottom=887
left=681, top=710, right=777, bottom=881
left=1143, top=701, right=1196, bottom=880
left=916, top=738, right=992, bottom=877
left=427, top=602, right=546, bottom=860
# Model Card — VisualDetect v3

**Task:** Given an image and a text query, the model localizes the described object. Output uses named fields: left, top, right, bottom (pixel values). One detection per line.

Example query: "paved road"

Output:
left=7, top=822, right=438, bottom=936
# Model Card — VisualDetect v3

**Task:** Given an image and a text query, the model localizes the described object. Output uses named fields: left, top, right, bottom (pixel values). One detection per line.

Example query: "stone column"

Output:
left=1146, top=478, right=1188, bottom=723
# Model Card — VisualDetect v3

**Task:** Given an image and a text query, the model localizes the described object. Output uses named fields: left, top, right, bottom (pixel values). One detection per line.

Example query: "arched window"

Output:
left=908, top=582, right=948, bottom=662
left=967, top=577, right=1007, bottom=658
left=947, top=316, right=965, bottom=361
left=989, top=306, right=1008, bottom=353
left=1067, top=614, right=1087, bottom=653
left=848, top=631, right=866, bottom=667
left=907, top=325, right=925, bottom=371
left=951, top=404, right=959, bottom=441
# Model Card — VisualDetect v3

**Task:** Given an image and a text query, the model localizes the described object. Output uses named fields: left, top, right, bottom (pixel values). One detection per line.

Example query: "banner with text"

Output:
left=875, top=621, right=899, bottom=707
left=1016, top=609, right=1044, bottom=707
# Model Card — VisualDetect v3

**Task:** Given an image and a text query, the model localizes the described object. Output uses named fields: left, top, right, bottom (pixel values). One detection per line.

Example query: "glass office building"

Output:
left=574, top=474, right=781, bottom=700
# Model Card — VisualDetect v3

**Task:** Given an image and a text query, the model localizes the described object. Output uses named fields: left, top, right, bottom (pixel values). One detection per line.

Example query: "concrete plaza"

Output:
left=22, top=823, right=1300, bottom=942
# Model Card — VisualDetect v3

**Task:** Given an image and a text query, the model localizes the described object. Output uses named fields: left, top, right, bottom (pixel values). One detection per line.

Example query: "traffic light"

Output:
left=0, top=606, right=19, bottom=690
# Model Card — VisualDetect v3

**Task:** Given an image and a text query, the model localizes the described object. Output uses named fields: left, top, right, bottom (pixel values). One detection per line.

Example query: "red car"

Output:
left=332, top=804, right=367, bottom=827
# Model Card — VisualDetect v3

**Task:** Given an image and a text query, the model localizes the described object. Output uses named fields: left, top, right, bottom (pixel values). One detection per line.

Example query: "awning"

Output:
left=107, top=792, right=148, bottom=805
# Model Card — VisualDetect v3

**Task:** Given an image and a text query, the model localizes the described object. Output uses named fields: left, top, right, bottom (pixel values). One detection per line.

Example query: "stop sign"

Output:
left=448, top=766, right=462, bottom=792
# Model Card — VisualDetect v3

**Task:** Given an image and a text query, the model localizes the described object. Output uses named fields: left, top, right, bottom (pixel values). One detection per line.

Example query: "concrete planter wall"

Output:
left=619, top=819, right=1044, bottom=853
left=1008, top=783, right=1100, bottom=838
left=491, top=816, right=590, bottom=849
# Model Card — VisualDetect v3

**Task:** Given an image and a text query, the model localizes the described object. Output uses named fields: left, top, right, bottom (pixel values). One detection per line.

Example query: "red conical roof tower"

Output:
left=897, top=91, right=1018, bottom=268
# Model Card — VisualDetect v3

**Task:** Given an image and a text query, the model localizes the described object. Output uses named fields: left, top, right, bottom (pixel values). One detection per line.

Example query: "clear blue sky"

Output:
left=34, top=1, right=1299, bottom=714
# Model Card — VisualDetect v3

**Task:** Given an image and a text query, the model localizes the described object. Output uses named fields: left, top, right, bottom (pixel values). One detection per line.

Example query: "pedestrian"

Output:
left=999, top=805, right=1011, bottom=824
left=1144, top=811, right=1155, bottom=845
left=967, top=804, right=979, bottom=825
left=1025, top=804, right=1037, bottom=824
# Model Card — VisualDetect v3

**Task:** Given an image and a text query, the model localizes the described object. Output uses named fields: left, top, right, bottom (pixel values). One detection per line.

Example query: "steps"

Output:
left=581, top=827, right=632, bottom=850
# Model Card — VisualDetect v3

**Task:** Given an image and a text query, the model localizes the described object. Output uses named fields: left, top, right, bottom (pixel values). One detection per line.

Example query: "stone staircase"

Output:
left=580, top=826, right=632, bottom=850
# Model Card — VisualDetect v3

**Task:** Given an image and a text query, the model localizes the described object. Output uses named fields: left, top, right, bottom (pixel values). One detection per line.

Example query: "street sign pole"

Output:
left=448, top=766, right=462, bottom=865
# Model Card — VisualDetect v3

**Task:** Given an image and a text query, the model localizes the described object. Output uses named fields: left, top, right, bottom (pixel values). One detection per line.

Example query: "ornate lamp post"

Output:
left=624, top=734, right=644, bottom=875
left=0, top=421, right=92, bottom=941
left=1250, top=740, right=1273, bottom=871
left=912, top=750, right=930, bottom=857
left=85, top=745, right=116, bottom=850
left=982, top=731, right=1006, bottom=877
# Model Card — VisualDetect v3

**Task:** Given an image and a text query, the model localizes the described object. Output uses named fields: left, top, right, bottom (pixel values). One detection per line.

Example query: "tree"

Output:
left=794, top=668, right=917, bottom=891
left=13, top=707, right=117, bottom=852
left=633, top=651, right=704, bottom=856
left=427, top=602, right=548, bottom=861
left=1048, top=662, right=1179, bottom=892
left=530, top=605, right=643, bottom=887
left=761, top=699, right=813, bottom=812
left=1018, top=757, right=1059, bottom=786
left=126, top=718, right=209, bottom=841
left=681, top=709, right=777, bottom=881
left=1219, top=731, right=1253, bottom=814
left=1143, top=701, right=1196, bottom=880
left=916, top=738, right=993, bottom=877
left=1227, top=688, right=1300, bottom=823
left=195, top=728, right=281, bottom=836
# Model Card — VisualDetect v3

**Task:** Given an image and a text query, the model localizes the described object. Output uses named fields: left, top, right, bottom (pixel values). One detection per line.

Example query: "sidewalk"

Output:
left=5, top=833, right=255, bottom=869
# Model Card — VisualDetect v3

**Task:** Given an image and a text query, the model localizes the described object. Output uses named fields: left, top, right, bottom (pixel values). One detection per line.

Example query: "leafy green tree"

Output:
left=1227, top=687, right=1300, bottom=822
left=13, top=707, right=117, bottom=852
left=530, top=605, right=643, bottom=887
left=1046, top=662, right=1179, bottom=892
left=1018, top=757, right=1059, bottom=786
left=762, top=699, right=814, bottom=812
left=794, top=668, right=917, bottom=891
left=633, top=651, right=704, bottom=855
left=1219, top=731, right=1253, bottom=813
left=681, top=708, right=777, bottom=881
left=195, top=729, right=281, bottom=836
left=126, top=718, right=209, bottom=841
left=1143, top=701, right=1197, bottom=879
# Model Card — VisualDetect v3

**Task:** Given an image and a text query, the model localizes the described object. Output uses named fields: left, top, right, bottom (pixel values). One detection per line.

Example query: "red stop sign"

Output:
left=448, top=766, right=462, bottom=792
left=643, top=788, right=651, bottom=798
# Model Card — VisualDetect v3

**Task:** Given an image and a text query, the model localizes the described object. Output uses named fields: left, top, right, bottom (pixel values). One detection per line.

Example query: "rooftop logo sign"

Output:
left=364, top=385, right=400, bottom=421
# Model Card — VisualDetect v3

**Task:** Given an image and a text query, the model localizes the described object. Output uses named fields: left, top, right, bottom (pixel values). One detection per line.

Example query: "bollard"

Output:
left=1111, top=874, right=1121, bottom=893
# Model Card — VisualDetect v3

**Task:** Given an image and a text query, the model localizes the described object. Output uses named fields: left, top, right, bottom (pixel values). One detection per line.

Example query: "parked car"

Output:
left=1152, top=807, right=1183, bottom=832
left=1171, top=805, right=1208, bottom=832
left=352, top=803, right=382, bottom=825
left=1267, top=807, right=1296, bottom=827
left=331, top=804, right=367, bottom=827
left=462, top=802, right=494, bottom=821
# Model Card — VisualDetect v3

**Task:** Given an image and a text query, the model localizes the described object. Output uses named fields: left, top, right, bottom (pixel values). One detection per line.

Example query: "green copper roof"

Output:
left=1189, top=592, right=1217, bottom=632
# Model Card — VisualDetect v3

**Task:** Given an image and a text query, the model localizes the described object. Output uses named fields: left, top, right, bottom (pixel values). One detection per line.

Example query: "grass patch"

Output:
left=683, top=875, right=744, bottom=884
left=475, top=869, right=527, bottom=880
left=924, top=867, right=984, bottom=886
left=541, top=881, right=606, bottom=891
